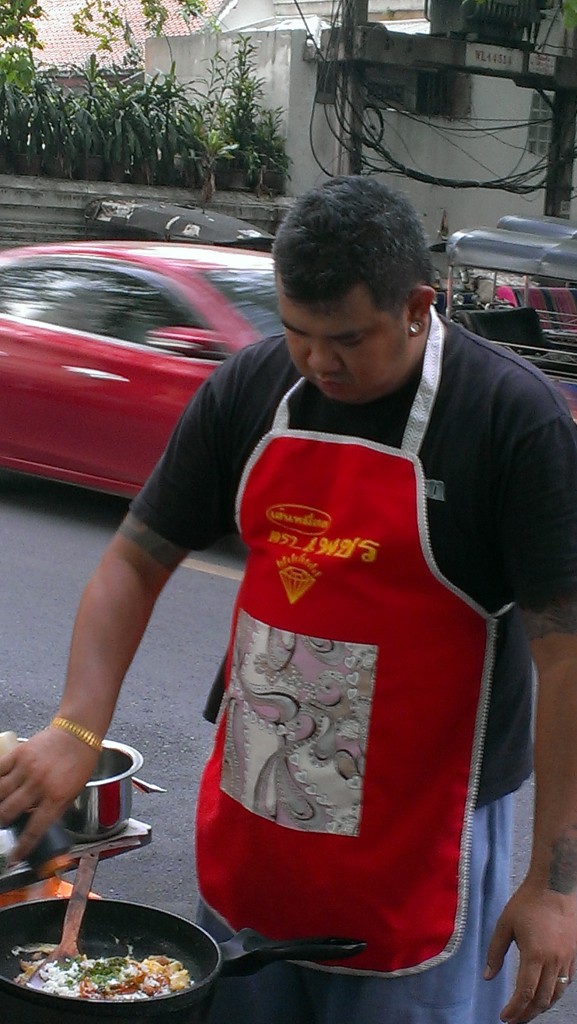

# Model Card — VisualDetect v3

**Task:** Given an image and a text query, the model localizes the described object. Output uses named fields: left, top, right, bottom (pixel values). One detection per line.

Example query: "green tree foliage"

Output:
left=537, top=0, right=577, bottom=27
left=0, top=0, right=207, bottom=78
left=474, top=0, right=577, bottom=28
left=71, top=0, right=206, bottom=56
left=0, top=0, right=43, bottom=46
left=560, top=0, right=577, bottom=27
left=0, top=0, right=42, bottom=86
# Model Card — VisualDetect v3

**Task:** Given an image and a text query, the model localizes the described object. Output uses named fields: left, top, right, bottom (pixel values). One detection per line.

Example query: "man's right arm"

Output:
left=0, top=512, right=188, bottom=860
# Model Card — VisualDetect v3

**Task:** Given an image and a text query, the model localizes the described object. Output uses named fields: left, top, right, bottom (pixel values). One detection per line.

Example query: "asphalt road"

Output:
left=1, top=469, right=576, bottom=1021
left=1, top=470, right=240, bottom=921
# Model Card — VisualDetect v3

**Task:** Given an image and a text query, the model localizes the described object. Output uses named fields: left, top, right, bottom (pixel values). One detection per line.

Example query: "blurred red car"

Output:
left=0, top=241, right=281, bottom=496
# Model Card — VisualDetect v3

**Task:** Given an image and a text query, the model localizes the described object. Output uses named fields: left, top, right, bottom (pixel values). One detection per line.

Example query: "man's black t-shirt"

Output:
left=132, top=320, right=577, bottom=806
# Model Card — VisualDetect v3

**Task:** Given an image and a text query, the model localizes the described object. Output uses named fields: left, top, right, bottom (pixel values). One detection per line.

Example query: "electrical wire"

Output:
left=327, top=48, right=558, bottom=192
left=534, top=0, right=563, bottom=51
left=367, top=92, right=544, bottom=179
left=303, top=0, right=570, bottom=196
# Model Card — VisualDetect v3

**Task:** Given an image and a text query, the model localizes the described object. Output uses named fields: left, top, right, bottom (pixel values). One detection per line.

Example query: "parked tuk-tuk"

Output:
left=443, top=221, right=577, bottom=419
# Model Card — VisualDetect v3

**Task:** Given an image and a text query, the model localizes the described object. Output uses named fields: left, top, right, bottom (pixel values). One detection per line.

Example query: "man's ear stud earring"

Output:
left=409, top=322, right=423, bottom=336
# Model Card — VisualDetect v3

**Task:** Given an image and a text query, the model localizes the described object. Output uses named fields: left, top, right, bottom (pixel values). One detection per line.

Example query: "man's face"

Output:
left=277, top=279, right=434, bottom=405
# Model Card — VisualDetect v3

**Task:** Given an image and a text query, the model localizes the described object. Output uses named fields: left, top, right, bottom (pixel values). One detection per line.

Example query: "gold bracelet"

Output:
left=50, top=716, right=103, bottom=752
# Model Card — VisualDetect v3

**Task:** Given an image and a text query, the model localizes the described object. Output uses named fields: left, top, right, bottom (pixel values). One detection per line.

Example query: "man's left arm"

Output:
left=485, top=595, right=577, bottom=1023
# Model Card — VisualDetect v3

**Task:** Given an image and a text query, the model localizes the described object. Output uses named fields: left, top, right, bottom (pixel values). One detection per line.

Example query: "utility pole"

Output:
left=340, top=0, right=368, bottom=175
left=544, top=89, right=577, bottom=217
left=329, top=9, right=577, bottom=206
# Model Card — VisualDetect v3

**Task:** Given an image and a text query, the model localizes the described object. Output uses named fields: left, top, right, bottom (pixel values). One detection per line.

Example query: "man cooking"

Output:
left=2, top=176, right=577, bottom=1024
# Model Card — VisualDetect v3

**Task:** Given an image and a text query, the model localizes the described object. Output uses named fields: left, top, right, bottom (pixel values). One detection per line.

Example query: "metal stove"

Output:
left=0, top=818, right=152, bottom=905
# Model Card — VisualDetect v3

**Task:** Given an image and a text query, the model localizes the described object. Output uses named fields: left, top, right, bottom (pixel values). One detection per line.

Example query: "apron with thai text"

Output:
left=196, top=312, right=500, bottom=975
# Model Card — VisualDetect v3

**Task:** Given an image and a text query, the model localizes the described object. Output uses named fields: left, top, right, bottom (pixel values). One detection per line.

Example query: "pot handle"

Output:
left=219, top=928, right=366, bottom=976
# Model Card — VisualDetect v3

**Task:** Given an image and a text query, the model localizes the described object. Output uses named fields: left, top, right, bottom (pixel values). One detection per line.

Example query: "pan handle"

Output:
left=219, top=928, right=366, bottom=976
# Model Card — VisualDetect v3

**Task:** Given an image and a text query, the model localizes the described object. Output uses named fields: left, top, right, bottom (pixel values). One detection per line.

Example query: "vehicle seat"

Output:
left=451, top=306, right=548, bottom=349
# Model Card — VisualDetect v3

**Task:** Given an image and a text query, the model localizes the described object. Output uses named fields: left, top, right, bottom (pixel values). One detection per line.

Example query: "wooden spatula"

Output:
left=26, top=850, right=100, bottom=990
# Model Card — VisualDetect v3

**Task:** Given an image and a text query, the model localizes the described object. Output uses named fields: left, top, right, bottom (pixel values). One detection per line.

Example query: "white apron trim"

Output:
left=269, top=307, right=444, bottom=455
left=401, top=306, right=444, bottom=455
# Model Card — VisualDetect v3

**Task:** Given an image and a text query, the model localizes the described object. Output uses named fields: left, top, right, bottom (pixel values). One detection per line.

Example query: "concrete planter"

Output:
left=0, top=174, right=293, bottom=251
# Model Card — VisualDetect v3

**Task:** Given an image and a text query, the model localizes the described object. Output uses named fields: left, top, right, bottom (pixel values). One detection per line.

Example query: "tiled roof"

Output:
left=34, top=0, right=226, bottom=69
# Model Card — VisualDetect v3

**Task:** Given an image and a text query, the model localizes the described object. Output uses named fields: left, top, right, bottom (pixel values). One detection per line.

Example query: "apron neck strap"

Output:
left=273, top=306, right=445, bottom=451
left=401, top=306, right=444, bottom=456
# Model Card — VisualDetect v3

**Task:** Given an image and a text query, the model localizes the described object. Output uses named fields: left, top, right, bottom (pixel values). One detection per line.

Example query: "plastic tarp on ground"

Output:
left=84, top=199, right=274, bottom=251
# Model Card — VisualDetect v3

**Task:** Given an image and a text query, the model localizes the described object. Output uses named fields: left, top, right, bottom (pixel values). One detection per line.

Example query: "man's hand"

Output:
left=495, top=602, right=577, bottom=1022
left=0, top=515, right=183, bottom=865
left=0, top=727, right=100, bottom=861
left=484, top=880, right=577, bottom=1023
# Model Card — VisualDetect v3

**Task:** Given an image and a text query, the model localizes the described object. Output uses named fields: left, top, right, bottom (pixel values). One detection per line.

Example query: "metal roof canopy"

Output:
left=447, top=227, right=577, bottom=279
left=497, top=215, right=577, bottom=239
left=445, top=227, right=577, bottom=312
left=539, top=240, right=577, bottom=281
left=446, top=227, right=552, bottom=275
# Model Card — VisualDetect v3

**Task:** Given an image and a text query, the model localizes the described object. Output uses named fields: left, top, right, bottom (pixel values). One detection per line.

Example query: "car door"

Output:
left=0, top=258, right=228, bottom=494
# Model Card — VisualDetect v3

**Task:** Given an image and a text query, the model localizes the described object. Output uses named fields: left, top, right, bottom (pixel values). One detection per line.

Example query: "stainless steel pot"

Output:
left=62, top=740, right=144, bottom=842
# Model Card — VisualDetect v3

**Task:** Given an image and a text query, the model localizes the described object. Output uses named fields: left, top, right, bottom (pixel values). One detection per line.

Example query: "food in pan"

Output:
left=14, top=948, right=191, bottom=1000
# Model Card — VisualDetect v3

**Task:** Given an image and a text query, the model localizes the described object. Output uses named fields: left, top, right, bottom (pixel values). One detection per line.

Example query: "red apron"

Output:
left=196, top=312, right=499, bottom=974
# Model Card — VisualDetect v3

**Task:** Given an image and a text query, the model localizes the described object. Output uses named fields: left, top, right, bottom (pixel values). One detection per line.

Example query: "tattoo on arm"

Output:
left=521, top=596, right=577, bottom=641
left=119, top=513, right=188, bottom=571
left=549, top=826, right=577, bottom=894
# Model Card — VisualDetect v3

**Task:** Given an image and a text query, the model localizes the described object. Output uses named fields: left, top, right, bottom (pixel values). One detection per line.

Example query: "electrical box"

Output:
left=425, top=0, right=542, bottom=44
left=363, top=66, right=471, bottom=118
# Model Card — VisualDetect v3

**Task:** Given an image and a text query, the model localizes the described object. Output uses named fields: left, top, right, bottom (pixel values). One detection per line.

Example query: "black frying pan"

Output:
left=0, top=898, right=366, bottom=1023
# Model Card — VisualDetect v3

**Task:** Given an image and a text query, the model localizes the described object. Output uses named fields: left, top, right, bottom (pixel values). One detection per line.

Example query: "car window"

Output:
left=202, top=268, right=282, bottom=339
left=0, top=263, right=207, bottom=345
left=0, top=266, right=75, bottom=324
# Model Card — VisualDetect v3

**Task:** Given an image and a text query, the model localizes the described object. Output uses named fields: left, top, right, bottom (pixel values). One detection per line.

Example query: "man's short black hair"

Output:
left=273, top=176, right=434, bottom=313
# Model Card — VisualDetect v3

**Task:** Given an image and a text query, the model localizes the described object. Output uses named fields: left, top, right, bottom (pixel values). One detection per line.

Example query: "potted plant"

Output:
left=70, top=57, right=108, bottom=181
left=218, top=36, right=265, bottom=190
left=172, top=103, right=202, bottom=188
left=253, top=108, right=290, bottom=194
left=185, top=49, right=239, bottom=200
left=192, top=116, right=238, bottom=202
left=208, top=37, right=290, bottom=194
left=100, top=74, right=150, bottom=182
left=2, top=80, right=36, bottom=174
left=140, top=67, right=193, bottom=186
left=0, top=47, right=36, bottom=173
left=28, top=73, right=75, bottom=178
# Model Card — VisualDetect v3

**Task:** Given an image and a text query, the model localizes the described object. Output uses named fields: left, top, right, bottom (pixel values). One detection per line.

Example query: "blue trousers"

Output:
left=196, top=794, right=514, bottom=1024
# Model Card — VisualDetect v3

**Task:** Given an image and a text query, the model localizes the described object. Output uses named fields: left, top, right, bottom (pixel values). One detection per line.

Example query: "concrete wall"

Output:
left=146, top=16, right=576, bottom=233
left=368, top=73, right=562, bottom=246
left=0, top=174, right=291, bottom=250
left=6, top=19, right=570, bottom=251
left=146, top=25, right=342, bottom=198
